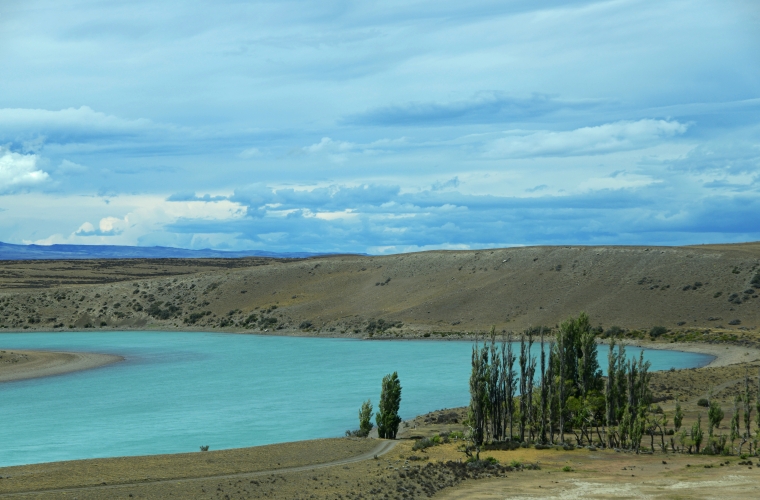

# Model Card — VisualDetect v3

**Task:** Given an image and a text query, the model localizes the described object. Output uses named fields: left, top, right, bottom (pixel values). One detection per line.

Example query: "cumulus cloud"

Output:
left=0, top=148, right=49, bottom=193
left=486, top=119, right=688, bottom=158
left=75, top=216, right=129, bottom=236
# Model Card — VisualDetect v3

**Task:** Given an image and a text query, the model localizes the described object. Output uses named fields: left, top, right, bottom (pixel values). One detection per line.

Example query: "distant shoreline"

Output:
left=1, top=328, right=755, bottom=384
left=596, top=338, right=760, bottom=369
left=0, top=349, right=123, bottom=383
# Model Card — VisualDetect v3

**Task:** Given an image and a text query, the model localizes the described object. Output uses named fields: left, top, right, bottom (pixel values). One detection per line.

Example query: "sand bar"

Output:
left=600, top=338, right=760, bottom=368
left=0, top=349, right=123, bottom=383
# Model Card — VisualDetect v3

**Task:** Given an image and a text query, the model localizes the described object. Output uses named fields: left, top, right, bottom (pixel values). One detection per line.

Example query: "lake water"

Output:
left=0, top=331, right=713, bottom=466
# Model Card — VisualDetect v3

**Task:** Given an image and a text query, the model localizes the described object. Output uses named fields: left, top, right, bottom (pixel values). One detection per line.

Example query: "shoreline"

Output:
left=0, top=349, right=124, bottom=383
left=597, top=338, right=760, bottom=369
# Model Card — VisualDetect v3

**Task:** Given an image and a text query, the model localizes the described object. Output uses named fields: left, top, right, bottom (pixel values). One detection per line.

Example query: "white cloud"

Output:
left=75, top=222, right=96, bottom=235
left=0, top=147, right=49, bottom=193
left=486, top=119, right=689, bottom=158
left=74, top=216, right=128, bottom=235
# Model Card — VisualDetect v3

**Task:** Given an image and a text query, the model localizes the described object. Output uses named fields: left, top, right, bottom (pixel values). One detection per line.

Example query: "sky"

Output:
left=0, top=0, right=758, bottom=254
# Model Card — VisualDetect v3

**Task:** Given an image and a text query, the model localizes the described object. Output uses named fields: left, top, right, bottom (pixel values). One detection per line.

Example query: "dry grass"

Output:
left=0, top=243, right=758, bottom=336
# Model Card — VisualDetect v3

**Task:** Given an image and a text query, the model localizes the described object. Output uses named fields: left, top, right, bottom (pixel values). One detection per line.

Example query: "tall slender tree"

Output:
left=605, top=337, right=617, bottom=448
left=539, top=328, right=548, bottom=443
left=526, top=331, right=536, bottom=441
left=359, top=399, right=374, bottom=437
left=518, top=333, right=528, bottom=442
left=744, top=370, right=753, bottom=444
left=487, top=330, right=501, bottom=443
left=547, top=340, right=555, bottom=444
left=558, top=332, right=566, bottom=444
left=376, top=372, right=402, bottom=439
left=505, top=332, right=516, bottom=441
left=468, top=338, right=487, bottom=446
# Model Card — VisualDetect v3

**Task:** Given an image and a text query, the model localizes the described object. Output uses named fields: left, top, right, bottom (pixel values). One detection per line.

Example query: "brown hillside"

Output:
left=1, top=244, right=758, bottom=335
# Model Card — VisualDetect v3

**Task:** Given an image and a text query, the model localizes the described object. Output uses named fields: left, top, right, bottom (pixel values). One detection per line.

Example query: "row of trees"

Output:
left=468, top=312, right=760, bottom=455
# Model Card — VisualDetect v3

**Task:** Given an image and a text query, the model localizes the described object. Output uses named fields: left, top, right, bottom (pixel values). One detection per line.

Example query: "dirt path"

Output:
left=0, top=439, right=397, bottom=498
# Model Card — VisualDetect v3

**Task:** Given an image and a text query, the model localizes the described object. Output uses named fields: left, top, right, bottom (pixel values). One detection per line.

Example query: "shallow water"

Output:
left=0, top=331, right=712, bottom=466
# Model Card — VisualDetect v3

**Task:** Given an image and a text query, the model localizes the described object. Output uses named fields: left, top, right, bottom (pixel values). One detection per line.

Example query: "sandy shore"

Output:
left=599, top=338, right=760, bottom=368
left=0, top=349, right=123, bottom=383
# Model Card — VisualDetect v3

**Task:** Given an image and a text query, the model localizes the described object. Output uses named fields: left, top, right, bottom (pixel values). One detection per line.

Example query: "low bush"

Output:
left=650, top=326, right=668, bottom=338
left=413, top=435, right=447, bottom=451
left=185, top=311, right=211, bottom=324
left=697, top=398, right=709, bottom=407
left=603, top=326, right=624, bottom=338
left=345, top=429, right=368, bottom=437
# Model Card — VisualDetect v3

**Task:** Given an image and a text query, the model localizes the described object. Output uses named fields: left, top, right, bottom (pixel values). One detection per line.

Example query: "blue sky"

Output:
left=0, top=0, right=758, bottom=253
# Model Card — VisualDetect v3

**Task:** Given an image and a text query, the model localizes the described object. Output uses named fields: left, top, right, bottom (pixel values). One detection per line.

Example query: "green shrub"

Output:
left=562, top=465, right=574, bottom=472
left=650, top=326, right=668, bottom=338
left=698, top=398, right=709, bottom=407
left=604, top=326, right=623, bottom=337
left=185, top=311, right=211, bottom=324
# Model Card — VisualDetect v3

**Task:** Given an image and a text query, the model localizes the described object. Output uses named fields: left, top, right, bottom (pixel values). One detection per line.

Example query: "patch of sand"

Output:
left=0, top=349, right=122, bottom=382
left=602, top=339, right=760, bottom=368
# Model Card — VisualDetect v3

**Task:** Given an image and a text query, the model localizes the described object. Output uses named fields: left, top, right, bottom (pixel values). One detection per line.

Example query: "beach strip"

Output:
left=0, top=349, right=123, bottom=383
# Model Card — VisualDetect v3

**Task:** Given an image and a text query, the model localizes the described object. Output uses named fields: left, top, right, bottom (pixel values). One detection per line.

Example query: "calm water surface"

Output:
left=0, top=331, right=713, bottom=466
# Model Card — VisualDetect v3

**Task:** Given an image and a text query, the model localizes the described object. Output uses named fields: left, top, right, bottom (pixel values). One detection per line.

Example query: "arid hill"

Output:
left=1, top=243, right=758, bottom=335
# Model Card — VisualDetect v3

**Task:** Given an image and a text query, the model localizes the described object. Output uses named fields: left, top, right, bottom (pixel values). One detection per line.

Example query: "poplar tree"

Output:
left=526, top=331, right=536, bottom=441
left=518, top=332, right=528, bottom=442
left=674, top=401, right=683, bottom=432
left=468, top=339, right=487, bottom=446
left=744, top=370, right=753, bottom=443
left=376, top=372, right=402, bottom=439
left=605, top=337, right=617, bottom=448
left=505, top=332, right=516, bottom=441
left=730, top=396, right=741, bottom=452
left=539, top=329, right=548, bottom=443
left=359, top=399, right=374, bottom=437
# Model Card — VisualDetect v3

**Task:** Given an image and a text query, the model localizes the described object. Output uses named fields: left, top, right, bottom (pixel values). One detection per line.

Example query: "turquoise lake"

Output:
left=0, top=332, right=713, bottom=466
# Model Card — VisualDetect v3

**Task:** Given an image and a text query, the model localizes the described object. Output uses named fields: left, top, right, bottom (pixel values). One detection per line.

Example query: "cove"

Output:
left=0, top=331, right=713, bottom=467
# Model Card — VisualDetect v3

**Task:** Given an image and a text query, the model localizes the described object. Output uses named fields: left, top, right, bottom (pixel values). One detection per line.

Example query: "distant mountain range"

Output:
left=0, top=242, right=324, bottom=260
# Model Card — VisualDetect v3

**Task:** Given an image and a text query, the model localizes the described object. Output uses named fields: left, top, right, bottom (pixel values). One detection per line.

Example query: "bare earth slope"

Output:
left=1, top=244, right=758, bottom=335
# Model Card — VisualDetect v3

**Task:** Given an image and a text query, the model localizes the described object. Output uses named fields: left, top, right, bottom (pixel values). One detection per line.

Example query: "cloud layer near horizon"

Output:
left=0, top=0, right=758, bottom=253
